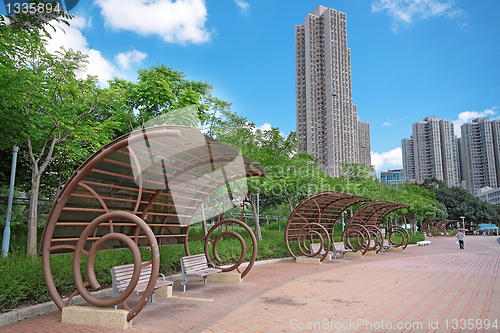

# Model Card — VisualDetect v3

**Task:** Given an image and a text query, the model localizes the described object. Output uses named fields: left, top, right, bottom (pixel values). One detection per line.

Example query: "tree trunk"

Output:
left=285, top=191, right=293, bottom=214
left=27, top=171, right=41, bottom=257
left=407, top=213, right=417, bottom=234
left=249, top=195, right=262, bottom=241
left=26, top=137, right=59, bottom=257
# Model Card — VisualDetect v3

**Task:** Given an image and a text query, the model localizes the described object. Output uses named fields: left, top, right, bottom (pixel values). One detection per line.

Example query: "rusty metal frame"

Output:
left=284, top=192, right=371, bottom=261
left=435, top=220, right=458, bottom=233
left=347, top=201, right=409, bottom=253
left=39, top=125, right=268, bottom=321
left=284, top=193, right=411, bottom=260
left=421, top=218, right=439, bottom=233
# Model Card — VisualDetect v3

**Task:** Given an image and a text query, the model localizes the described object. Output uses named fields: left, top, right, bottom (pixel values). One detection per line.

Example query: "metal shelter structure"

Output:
left=284, top=192, right=409, bottom=261
left=346, top=201, right=410, bottom=254
left=39, top=125, right=268, bottom=321
left=435, top=220, right=458, bottom=233
left=421, top=218, right=440, bottom=234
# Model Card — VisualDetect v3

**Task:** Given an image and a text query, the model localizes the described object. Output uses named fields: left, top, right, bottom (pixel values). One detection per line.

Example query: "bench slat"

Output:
left=111, top=262, right=171, bottom=301
left=180, top=254, right=222, bottom=291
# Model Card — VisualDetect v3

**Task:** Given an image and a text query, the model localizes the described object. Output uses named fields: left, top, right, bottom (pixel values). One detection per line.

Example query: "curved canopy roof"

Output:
left=421, top=218, right=440, bottom=231
left=350, top=201, right=409, bottom=227
left=285, top=191, right=371, bottom=240
left=40, top=125, right=268, bottom=254
left=435, top=220, right=458, bottom=231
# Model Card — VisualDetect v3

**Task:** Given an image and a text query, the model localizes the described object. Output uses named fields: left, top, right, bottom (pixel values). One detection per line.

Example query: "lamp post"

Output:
left=2, top=146, right=18, bottom=258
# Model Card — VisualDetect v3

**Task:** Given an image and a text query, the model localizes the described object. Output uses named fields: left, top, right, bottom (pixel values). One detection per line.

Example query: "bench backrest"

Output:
left=309, top=243, right=326, bottom=255
left=364, top=240, right=376, bottom=247
left=180, top=254, right=210, bottom=272
left=111, top=262, right=152, bottom=292
left=333, top=242, right=347, bottom=252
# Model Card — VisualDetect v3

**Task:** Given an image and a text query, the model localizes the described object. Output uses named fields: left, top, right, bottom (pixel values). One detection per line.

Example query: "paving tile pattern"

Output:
left=1, top=236, right=499, bottom=333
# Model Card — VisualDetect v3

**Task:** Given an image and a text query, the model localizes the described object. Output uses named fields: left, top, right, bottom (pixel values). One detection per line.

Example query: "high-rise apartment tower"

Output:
left=358, top=117, right=371, bottom=167
left=404, top=117, right=460, bottom=187
left=412, top=117, right=444, bottom=183
left=460, top=118, right=497, bottom=193
left=401, top=137, right=416, bottom=183
left=296, top=5, right=369, bottom=177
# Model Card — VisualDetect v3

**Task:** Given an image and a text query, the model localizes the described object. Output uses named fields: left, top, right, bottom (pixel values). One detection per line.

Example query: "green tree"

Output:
left=106, top=65, right=216, bottom=131
left=332, top=163, right=445, bottom=232
left=0, top=15, right=121, bottom=256
left=433, top=186, right=500, bottom=226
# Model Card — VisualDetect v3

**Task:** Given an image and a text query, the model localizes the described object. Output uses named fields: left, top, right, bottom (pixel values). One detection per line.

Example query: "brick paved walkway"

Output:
left=1, top=236, right=499, bottom=333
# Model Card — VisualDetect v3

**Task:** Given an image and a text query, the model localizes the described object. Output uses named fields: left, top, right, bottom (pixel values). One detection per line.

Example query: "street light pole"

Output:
left=2, top=146, right=19, bottom=258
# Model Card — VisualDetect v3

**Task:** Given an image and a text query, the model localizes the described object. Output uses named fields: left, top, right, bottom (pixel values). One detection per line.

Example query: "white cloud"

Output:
left=45, top=17, right=117, bottom=86
left=452, top=107, right=498, bottom=137
left=371, top=0, right=465, bottom=32
left=382, top=122, right=392, bottom=126
left=115, top=50, right=148, bottom=69
left=44, top=16, right=149, bottom=87
left=235, top=0, right=250, bottom=16
left=257, top=123, right=272, bottom=131
left=371, top=147, right=402, bottom=172
left=95, top=0, right=211, bottom=44
left=254, top=123, right=285, bottom=137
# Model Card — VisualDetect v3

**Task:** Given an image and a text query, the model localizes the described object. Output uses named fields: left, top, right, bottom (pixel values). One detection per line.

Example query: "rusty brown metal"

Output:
left=284, top=191, right=371, bottom=261
left=421, top=218, right=439, bottom=233
left=204, top=219, right=257, bottom=278
left=285, top=193, right=411, bottom=260
left=347, top=201, right=409, bottom=253
left=342, top=223, right=369, bottom=254
left=435, top=220, right=458, bottom=233
left=40, top=125, right=268, bottom=321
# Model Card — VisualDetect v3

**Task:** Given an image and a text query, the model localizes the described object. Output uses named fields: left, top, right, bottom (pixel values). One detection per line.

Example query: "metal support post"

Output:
left=2, top=146, right=19, bottom=258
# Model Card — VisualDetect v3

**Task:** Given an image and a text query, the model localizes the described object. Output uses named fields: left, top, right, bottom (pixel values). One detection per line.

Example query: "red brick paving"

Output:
left=1, top=236, right=499, bottom=332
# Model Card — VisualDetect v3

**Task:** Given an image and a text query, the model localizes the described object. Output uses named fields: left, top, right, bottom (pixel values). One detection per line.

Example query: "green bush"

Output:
left=409, top=231, right=425, bottom=243
left=0, top=223, right=429, bottom=311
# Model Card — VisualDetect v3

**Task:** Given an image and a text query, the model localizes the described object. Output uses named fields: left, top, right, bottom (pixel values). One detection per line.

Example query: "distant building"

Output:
left=380, top=169, right=404, bottom=187
left=358, top=118, right=371, bottom=167
left=404, top=116, right=460, bottom=187
left=295, top=5, right=370, bottom=177
left=492, top=120, right=500, bottom=186
left=476, top=186, right=500, bottom=205
left=412, top=117, right=444, bottom=183
left=401, top=137, right=416, bottom=183
left=439, top=119, right=460, bottom=187
left=460, top=118, right=497, bottom=194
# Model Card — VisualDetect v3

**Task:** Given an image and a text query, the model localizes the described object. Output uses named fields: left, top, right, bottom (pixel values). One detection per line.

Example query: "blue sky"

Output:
left=3, top=0, right=499, bottom=172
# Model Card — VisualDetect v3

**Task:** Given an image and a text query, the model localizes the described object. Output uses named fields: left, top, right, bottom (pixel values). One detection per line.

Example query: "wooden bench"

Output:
left=332, top=242, right=353, bottom=259
left=310, top=243, right=327, bottom=256
left=180, top=254, right=222, bottom=292
left=110, top=262, right=173, bottom=308
left=382, top=239, right=395, bottom=252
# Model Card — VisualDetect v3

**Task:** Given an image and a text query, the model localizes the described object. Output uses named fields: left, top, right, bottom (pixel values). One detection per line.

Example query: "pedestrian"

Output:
left=456, top=230, right=465, bottom=250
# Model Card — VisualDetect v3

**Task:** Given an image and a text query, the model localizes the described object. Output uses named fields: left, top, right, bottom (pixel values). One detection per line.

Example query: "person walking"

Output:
left=456, top=230, right=465, bottom=250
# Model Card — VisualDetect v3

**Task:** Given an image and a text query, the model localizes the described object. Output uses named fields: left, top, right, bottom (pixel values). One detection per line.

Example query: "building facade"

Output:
left=380, top=169, right=404, bottom=188
left=492, top=120, right=500, bottom=186
left=296, top=5, right=369, bottom=177
left=358, top=117, right=371, bottom=167
left=401, top=137, right=416, bottom=183
left=412, top=117, right=444, bottom=184
left=460, top=118, right=498, bottom=194
left=439, top=119, right=460, bottom=187
left=402, top=117, right=460, bottom=187
left=476, top=186, right=500, bottom=205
